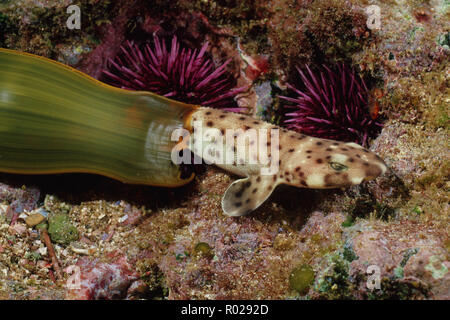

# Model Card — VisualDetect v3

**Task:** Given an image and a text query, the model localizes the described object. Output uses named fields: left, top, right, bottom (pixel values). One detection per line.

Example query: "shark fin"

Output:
left=222, top=175, right=278, bottom=216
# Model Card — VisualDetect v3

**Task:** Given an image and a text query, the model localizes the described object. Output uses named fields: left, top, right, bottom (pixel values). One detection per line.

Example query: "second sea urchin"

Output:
left=102, top=35, right=246, bottom=112
left=279, top=64, right=382, bottom=146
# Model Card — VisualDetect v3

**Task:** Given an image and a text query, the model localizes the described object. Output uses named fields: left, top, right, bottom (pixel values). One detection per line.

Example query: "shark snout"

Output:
left=362, top=160, right=387, bottom=182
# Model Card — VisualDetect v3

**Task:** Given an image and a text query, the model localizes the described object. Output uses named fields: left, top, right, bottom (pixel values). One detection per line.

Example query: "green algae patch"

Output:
left=394, top=266, right=404, bottom=279
left=342, top=244, right=358, bottom=262
left=48, top=213, right=79, bottom=245
left=425, top=255, right=449, bottom=280
left=35, top=221, right=48, bottom=231
left=193, top=242, right=214, bottom=259
left=341, top=215, right=355, bottom=228
left=316, top=254, right=352, bottom=299
left=289, top=264, right=315, bottom=294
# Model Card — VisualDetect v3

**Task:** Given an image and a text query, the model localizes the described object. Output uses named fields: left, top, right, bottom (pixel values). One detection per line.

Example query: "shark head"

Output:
left=220, top=133, right=387, bottom=217
left=279, top=140, right=387, bottom=189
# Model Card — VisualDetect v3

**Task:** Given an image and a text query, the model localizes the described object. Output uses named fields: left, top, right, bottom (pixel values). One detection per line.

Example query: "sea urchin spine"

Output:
left=103, top=35, right=247, bottom=112
left=279, top=64, right=382, bottom=146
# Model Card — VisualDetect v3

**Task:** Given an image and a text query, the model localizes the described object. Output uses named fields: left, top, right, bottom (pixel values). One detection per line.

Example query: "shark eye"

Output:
left=329, top=162, right=348, bottom=172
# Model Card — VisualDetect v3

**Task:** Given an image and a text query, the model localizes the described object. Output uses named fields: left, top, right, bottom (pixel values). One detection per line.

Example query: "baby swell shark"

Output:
left=175, top=107, right=387, bottom=217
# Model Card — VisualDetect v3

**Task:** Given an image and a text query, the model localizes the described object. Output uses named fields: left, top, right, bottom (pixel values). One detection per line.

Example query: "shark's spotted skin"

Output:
left=188, top=107, right=387, bottom=216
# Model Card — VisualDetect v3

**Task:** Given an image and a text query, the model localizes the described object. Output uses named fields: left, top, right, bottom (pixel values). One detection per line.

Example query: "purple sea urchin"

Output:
left=102, top=36, right=246, bottom=112
left=279, top=64, right=382, bottom=146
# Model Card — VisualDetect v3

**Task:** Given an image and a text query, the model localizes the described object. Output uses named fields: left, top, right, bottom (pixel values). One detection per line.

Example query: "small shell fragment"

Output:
left=70, top=246, right=90, bottom=255
left=25, top=212, right=46, bottom=227
left=38, top=247, right=47, bottom=256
